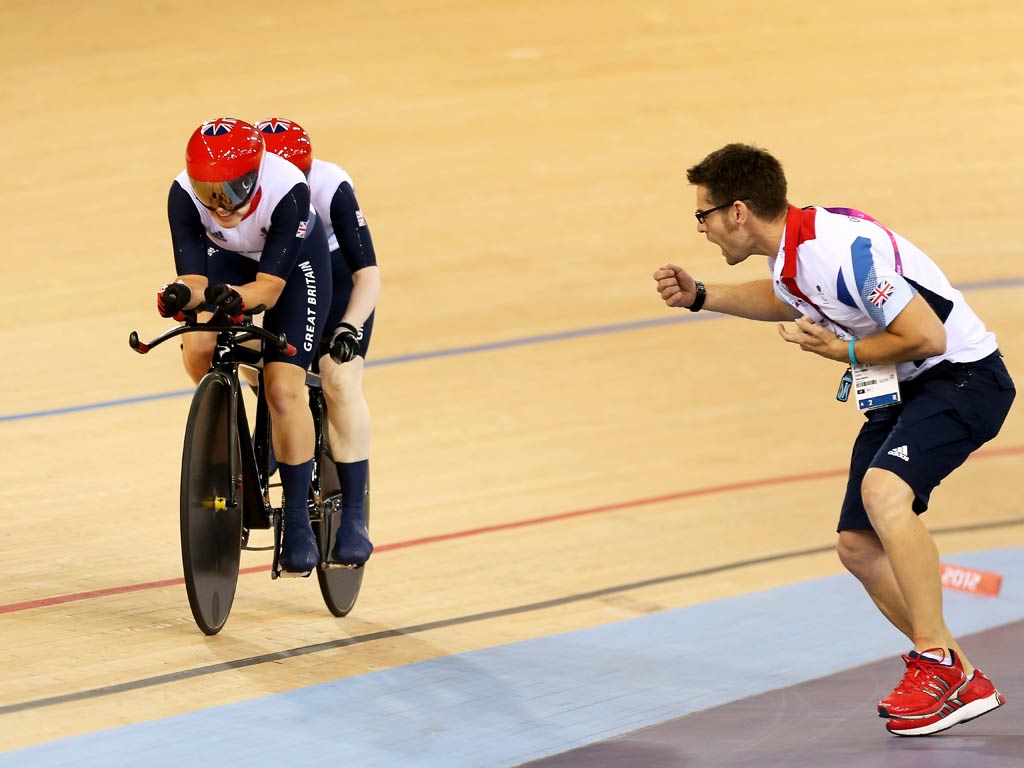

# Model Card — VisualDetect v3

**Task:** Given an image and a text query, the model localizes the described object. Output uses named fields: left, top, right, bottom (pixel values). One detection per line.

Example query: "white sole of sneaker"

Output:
left=886, top=692, right=1005, bottom=736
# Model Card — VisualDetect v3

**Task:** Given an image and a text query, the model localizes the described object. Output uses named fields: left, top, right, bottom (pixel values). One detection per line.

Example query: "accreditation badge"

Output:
left=851, top=363, right=901, bottom=411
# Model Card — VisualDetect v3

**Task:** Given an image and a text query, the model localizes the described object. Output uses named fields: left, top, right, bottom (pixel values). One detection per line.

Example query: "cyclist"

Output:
left=157, top=117, right=332, bottom=575
left=256, top=118, right=379, bottom=567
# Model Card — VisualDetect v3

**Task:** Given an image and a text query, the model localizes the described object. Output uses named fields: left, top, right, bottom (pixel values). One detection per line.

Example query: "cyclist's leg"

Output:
left=263, top=219, right=331, bottom=573
left=320, top=355, right=370, bottom=459
left=319, top=259, right=374, bottom=565
left=319, top=291, right=373, bottom=462
left=319, top=352, right=372, bottom=565
left=181, top=323, right=217, bottom=384
left=264, top=362, right=319, bottom=569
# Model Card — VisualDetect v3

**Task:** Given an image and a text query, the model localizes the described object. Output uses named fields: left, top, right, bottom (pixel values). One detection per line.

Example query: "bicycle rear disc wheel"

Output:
left=315, top=421, right=367, bottom=617
left=181, top=374, right=243, bottom=635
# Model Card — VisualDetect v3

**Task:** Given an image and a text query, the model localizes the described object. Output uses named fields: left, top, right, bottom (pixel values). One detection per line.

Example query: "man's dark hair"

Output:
left=686, top=143, right=788, bottom=220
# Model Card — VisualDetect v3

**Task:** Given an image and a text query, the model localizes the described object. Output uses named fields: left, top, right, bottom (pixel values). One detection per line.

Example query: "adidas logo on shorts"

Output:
left=888, top=445, right=910, bottom=462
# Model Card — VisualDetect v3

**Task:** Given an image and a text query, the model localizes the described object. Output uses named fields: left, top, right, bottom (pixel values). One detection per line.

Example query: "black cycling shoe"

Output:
left=280, top=518, right=320, bottom=575
left=331, top=509, right=373, bottom=566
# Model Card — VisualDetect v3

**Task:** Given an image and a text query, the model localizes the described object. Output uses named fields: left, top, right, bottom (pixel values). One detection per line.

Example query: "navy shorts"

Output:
left=207, top=216, right=332, bottom=370
left=318, top=248, right=374, bottom=360
left=837, top=351, right=1015, bottom=532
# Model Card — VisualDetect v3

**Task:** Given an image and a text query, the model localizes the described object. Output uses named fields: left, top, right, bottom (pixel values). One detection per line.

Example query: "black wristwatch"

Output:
left=688, top=280, right=707, bottom=312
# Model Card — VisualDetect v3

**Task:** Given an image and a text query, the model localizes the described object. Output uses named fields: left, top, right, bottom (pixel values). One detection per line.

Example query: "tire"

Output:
left=315, top=400, right=366, bottom=617
left=180, top=373, right=243, bottom=635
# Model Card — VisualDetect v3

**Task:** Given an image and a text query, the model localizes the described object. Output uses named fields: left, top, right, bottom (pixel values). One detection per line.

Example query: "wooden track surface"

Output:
left=1, top=0, right=1023, bottom=752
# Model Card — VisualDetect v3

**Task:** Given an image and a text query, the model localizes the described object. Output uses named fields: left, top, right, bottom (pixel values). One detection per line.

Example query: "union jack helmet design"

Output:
left=185, top=118, right=264, bottom=212
left=255, top=118, right=313, bottom=175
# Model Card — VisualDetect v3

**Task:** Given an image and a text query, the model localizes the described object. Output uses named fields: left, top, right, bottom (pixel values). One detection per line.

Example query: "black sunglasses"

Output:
left=694, top=198, right=748, bottom=225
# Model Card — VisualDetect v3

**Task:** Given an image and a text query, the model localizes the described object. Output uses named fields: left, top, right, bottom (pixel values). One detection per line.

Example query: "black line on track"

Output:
left=2, top=516, right=1020, bottom=715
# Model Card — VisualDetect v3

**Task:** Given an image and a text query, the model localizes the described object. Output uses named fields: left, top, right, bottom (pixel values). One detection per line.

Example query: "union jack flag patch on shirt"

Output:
left=869, top=280, right=895, bottom=307
left=296, top=220, right=308, bottom=238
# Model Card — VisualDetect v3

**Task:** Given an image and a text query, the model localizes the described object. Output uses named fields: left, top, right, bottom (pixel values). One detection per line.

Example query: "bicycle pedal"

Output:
left=271, top=566, right=314, bottom=579
left=323, top=560, right=362, bottom=570
left=277, top=568, right=313, bottom=578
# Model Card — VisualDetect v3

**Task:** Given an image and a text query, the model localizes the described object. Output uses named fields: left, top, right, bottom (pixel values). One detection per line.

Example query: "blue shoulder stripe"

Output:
left=836, top=266, right=857, bottom=308
left=850, top=236, right=886, bottom=326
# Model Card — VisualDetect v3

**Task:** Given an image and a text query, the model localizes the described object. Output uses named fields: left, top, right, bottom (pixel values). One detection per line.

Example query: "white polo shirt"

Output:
left=769, top=206, right=997, bottom=381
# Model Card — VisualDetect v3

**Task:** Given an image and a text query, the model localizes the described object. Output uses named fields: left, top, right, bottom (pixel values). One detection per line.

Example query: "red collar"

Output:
left=781, top=204, right=817, bottom=304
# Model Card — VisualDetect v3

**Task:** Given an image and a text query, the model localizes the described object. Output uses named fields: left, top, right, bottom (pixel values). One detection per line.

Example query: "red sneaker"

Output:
left=877, top=649, right=967, bottom=719
left=886, top=669, right=1006, bottom=736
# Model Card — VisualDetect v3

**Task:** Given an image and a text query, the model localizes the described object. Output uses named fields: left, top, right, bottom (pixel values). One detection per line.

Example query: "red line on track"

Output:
left=3, top=446, right=1021, bottom=615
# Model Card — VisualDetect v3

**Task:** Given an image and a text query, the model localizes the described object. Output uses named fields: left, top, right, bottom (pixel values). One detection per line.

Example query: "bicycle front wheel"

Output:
left=180, top=373, right=243, bottom=635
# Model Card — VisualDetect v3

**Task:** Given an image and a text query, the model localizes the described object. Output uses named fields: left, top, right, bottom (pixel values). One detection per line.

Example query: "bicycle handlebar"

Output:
left=129, top=306, right=296, bottom=357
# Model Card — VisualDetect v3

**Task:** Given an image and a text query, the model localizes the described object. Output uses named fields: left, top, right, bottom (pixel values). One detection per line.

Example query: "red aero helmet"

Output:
left=255, top=118, right=313, bottom=175
left=185, top=118, right=264, bottom=212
